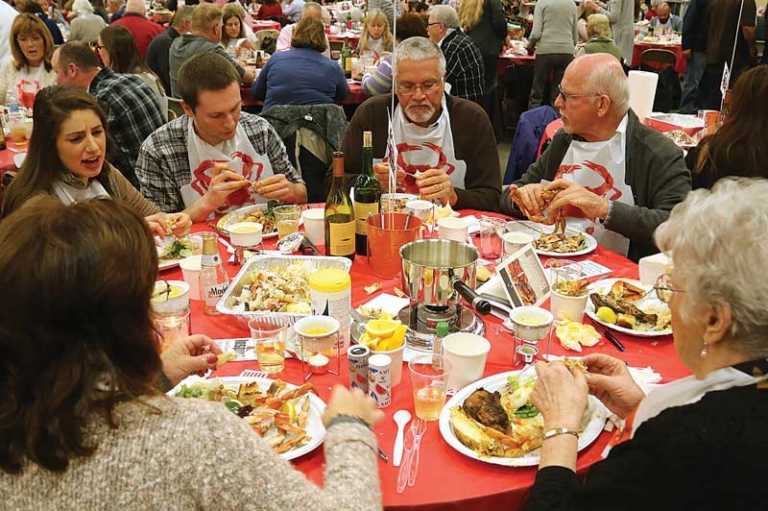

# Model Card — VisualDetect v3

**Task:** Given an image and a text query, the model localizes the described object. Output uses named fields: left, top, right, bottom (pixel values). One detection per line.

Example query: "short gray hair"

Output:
left=655, top=178, right=768, bottom=358
left=393, top=36, right=446, bottom=77
left=428, top=5, right=460, bottom=28
left=583, top=59, right=629, bottom=116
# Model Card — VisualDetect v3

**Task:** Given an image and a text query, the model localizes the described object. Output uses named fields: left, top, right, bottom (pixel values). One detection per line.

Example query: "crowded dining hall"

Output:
left=0, top=0, right=767, bottom=508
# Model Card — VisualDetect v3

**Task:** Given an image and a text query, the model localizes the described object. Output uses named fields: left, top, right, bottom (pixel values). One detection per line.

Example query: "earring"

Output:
left=700, top=342, right=708, bottom=358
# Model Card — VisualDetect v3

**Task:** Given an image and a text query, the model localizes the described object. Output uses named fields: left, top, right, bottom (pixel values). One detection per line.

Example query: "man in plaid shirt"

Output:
left=136, top=53, right=306, bottom=221
left=426, top=5, right=485, bottom=103
left=51, top=42, right=165, bottom=188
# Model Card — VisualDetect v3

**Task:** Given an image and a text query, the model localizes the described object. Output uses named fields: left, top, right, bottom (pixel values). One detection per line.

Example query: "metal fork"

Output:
left=239, top=369, right=269, bottom=379
left=396, top=418, right=427, bottom=493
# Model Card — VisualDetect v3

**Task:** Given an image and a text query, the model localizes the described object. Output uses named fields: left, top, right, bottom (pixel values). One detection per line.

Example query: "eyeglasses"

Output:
left=652, top=272, right=685, bottom=304
left=556, top=84, right=602, bottom=103
left=396, top=80, right=441, bottom=95
left=427, top=21, right=442, bottom=27
left=89, top=41, right=103, bottom=50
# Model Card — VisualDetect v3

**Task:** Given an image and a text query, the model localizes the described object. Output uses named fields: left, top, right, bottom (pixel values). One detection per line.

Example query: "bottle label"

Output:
left=201, top=253, right=220, bottom=267
left=353, top=201, right=379, bottom=235
left=329, top=220, right=356, bottom=256
left=204, top=282, right=228, bottom=307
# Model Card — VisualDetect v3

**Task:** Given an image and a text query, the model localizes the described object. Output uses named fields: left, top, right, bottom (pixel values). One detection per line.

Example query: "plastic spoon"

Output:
left=392, top=409, right=411, bottom=467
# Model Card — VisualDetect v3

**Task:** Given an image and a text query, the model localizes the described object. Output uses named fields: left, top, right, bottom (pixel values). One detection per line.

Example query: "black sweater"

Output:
left=525, top=383, right=768, bottom=510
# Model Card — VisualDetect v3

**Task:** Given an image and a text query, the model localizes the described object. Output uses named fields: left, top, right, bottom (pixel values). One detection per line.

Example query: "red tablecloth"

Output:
left=251, top=19, right=281, bottom=32
left=328, top=32, right=361, bottom=48
left=498, top=53, right=535, bottom=75
left=0, top=148, right=18, bottom=173
left=241, top=80, right=367, bottom=108
left=161, top=210, right=688, bottom=510
left=631, top=42, right=687, bottom=74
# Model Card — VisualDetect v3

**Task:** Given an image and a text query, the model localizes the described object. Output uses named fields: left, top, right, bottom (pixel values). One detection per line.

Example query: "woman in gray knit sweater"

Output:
left=0, top=198, right=384, bottom=511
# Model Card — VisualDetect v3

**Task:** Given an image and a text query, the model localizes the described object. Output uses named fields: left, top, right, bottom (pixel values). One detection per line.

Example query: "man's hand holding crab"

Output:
left=508, top=179, right=609, bottom=227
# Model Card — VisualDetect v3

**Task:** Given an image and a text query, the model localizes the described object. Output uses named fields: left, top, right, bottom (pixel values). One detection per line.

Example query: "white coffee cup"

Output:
left=302, top=208, right=325, bottom=246
left=179, top=255, right=202, bottom=300
left=550, top=290, right=589, bottom=323
left=443, top=333, right=491, bottom=391
left=438, top=217, right=469, bottom=243
left=502, top=231, right=533, bottom=255
left=405, top=199, right=433, bottom=221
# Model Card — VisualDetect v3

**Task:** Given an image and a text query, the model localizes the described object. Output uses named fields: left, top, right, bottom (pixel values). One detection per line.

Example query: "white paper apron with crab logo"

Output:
left=554, top=118, right=633, bottom=256
left=180, top=120, right=274, bottom=211
left=387, top=96, right=467, bottom=195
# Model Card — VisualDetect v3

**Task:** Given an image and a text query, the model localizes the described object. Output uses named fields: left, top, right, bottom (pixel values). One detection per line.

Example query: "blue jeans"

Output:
left=678, top=51, right=705, bottom=114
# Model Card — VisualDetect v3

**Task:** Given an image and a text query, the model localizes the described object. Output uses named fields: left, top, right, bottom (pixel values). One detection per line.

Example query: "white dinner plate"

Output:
left=156, top=236, right=201, bottom=271
left=438, top=370, right=607, bottom=467
left=507, top=221, right=598, bottom=258
left=169, top=375, right=326, bottom=461
left=585, top=278, right=673, bottom=338
left=217, top=204, right=304, bottom=240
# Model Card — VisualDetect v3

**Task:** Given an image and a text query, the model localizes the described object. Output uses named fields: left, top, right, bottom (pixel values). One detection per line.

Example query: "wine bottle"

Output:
left=325, top=152, right=356, bottom=260
left=341, top=41, right=352, bottom=79
left=199, top=232, right=230, bottom=315
left=353, top=131, right=381, bottom=256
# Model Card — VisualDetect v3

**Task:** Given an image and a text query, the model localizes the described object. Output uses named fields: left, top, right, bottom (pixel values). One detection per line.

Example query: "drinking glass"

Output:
left=248, top=318, right=287, bottom=374
left=409, top=355, right=449, bottom=421
left=273, top=204, right=302, bottom=241
left=474, top=219, right=503, bottom=262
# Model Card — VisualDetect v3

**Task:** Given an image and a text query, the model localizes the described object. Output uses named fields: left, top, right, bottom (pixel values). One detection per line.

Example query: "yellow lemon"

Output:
left=284, top=400, right=296, bottom=422
left=597, top=306, right=618, bottom=324
left=376, top=325, right=406, bottom=351
left=365, top=319, right=400, bottom=338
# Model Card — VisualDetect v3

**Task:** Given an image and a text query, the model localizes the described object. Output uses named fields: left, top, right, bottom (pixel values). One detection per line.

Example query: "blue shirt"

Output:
left=252, top=48, right=349, bottom=112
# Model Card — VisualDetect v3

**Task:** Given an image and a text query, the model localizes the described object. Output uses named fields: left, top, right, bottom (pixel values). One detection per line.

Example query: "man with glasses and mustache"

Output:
left=342, top=36, right=501, bottom=211
left=500, top=54, right=690, bottom=261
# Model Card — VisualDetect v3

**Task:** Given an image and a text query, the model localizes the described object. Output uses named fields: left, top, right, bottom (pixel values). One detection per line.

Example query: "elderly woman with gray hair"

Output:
left=523, top=177, right=768, bottom=510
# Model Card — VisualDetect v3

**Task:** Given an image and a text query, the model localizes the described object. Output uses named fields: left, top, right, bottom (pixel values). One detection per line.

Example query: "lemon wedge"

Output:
left=596, top=306, right=618, bottom=324
left=365, top=319, right=400, bottom=338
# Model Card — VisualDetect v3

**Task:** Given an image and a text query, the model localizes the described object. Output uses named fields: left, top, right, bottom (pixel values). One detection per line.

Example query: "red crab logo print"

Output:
left=392, top=142, right=455, bottom=194
left=190, top=151, right=264, bottom=207
left=555, top=160, right=623, bottom=200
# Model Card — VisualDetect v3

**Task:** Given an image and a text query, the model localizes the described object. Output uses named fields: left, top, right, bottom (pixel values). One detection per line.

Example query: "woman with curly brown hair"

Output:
left=686, top=65, right=768, bottom=189
left=0, top=196, right=383, bottom=510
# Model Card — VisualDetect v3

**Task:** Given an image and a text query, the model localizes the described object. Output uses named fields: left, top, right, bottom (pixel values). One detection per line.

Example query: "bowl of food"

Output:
left=507, top=306, right=553, bottom=342
left=226, top=221, right=263, bottom=247
left=151, top=280, right=190, bottom=314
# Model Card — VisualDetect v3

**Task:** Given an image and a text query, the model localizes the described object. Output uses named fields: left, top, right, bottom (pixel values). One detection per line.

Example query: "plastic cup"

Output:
left=367, top=212, right=422, bottom=279
left=550, top=290, right=589, bottom=322
left=179, top=255, right=202, bottom=300
left=438, top=217, right=469, bottom=243
left=443, top=333, right=491, bottom=391
left=302, top=208, right=325, bottom=246
left=475, top=219, right=502, bottom=261
left=502, top=231, right=533, bottom=256
left=248, top=318, right=288, bottom=374
left=273, top=204, right=302, bottom=240
left=409, top=354, right=449, bottom=421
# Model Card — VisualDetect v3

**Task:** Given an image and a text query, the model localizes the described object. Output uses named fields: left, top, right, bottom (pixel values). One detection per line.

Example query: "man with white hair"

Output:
left=500, top=54, right=691, bottom=261
left=426, top=5, right=485, bottom=102
left=343, top=37, right=500, bottom=211
left=111, top=0, right=164, bottom=57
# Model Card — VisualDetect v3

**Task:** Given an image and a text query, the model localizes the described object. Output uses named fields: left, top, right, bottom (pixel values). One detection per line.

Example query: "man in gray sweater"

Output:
left=501, top=55, right=691, bottom=261
left=527, top=0, right=577, bottom=107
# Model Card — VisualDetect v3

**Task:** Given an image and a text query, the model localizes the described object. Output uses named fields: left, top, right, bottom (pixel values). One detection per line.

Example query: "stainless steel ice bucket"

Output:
left=399, top=239, right=478, bottom=307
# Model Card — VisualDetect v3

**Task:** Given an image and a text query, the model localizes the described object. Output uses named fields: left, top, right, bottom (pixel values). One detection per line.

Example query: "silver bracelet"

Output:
left=543, top=427, right=581, bottom=440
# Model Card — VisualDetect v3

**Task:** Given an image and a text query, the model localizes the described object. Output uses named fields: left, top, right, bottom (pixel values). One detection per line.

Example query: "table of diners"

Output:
left=631, top=41, right=687, bottom=74
left=328, top=31, right=361, bottom=48
left=160, top=209, right=689, bottom=511
left=240, top=79, right=368, bottom=109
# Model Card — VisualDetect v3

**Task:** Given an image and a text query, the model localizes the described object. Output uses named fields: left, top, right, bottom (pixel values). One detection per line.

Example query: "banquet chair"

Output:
left=166, top=97, right=184, bottom=121
left=639, top=48, right=677, bottom=73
